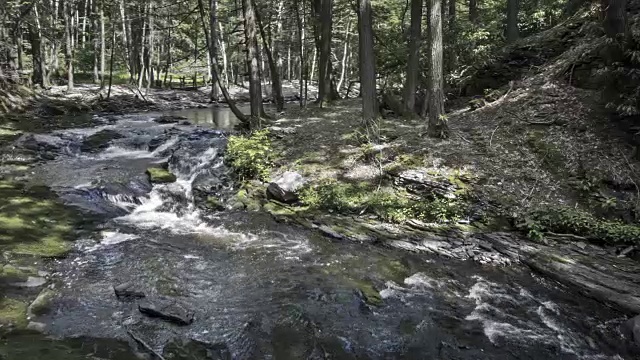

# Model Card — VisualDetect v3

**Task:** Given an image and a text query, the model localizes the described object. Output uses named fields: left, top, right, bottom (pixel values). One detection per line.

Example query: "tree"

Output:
left=64, top=0, right=75, bottom=90
left=469, top=0, right=479, bottom=24
left=314, top=0, right=337, bottom=105
left=243, top=0, right=264, bottom=124
left=602, top=0, right=627, bottom=38
left=255, top=3, right=284, bottom=111
left=427, top=0, right=448, bottom=138
left=403, top=0, right=422, bottom=115
left=357, top=0, right=377, bottom=128
left=506, top=0, right=519, bottom=43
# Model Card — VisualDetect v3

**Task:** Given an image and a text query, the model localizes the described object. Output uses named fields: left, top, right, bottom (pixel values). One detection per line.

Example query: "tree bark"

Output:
left=314, top=0, right=335, bottom=105
left=255, top=2, right=284, bottom=111
left=403, top=0, right=422, bottom=115
left=218, top=22, right=229, bottom=87
left=243, top=0, right=264, bottom=123
left=64, top=0, right=75, bottom=90
left=196, top=0, right=248, bottom=122
left=337, top=18, right=351, bottom=94
left=469, top=0, right=478, bottom=24
left=208, top=0, right=220, bottom=101
left=506, top=0, right=519, bottom=43
left=295, top=0, right=306, bottom=107
left=357, top=0, right=378, bottom=126
left=602, top=0, right=627, bottom=38
left=427, top=0, right=448, bottom=138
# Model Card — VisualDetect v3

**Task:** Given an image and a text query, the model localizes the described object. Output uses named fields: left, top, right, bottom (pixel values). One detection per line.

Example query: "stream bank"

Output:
left=0, top=105, right=638, bottom=359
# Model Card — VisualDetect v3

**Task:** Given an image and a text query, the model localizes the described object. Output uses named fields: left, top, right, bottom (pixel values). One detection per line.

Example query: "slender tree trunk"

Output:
left=107, top=15, right=116, bottom=99
left=602, top=0, right=627, bottom=38
left=209, top=0, right=220, bottom=101
left=357, top=0, right=378, bottom=126
left=337, top=18, right=351, bottom=93
left=469, top=0, right=478, bottom=24
left=427, top=0, right=448, bottom=138
left=255, top=2, right=284, bottom=111
left=295, top=0, right=306, bottom=107
left=146, top=1, right=154, bottom=92
left=403, top=0, right=422, bottom=115
left=448, top=0, right=457, bottom=70
left=100, top=1, right=105, bottom=87
left=218, top=22, right=229, bottom=87
left=506, top=0, right=519, bottom=43
left=314, top=0, right=334, bottom=105
left=287, top=44, right=291, bottom=81
left=137, top=3, right=147, bottom=89
left=196, top=0, right=248, bottom=122
left=243, top=0, right=264, bottom=124
left=64, top=0, right=74, bottom=91
left=82, top=0, right=88, bottom=47
left=29, top=14, right=45, bottom=86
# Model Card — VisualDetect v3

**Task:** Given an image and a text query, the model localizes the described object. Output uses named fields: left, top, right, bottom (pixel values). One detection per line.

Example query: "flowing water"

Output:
left=1, top=108, right=635, bottom=359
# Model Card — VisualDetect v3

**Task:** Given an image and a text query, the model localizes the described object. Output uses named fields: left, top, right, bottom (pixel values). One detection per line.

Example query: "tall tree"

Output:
left=64, top=0, right=75, bottom=90
left=403, top=0, right=422, bottom=115
left=243, top=0, right=264, bottom=124
left=255, top=3, right=284, bottom=111
left=506, top=0, right=519, bottom=43
left=602, top=0, right=627, bottom=38
left=427, top=0, right=448, bottom=138
left=469, top=0, right=479, bottom=24
left=314, top=0, right=336, bottom=105
left=209, top=0, right=220, bottom=101
left=357, top=0, right=378, bottom=128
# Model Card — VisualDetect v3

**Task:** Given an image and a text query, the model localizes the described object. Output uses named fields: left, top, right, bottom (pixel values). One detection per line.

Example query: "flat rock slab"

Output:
left=114, top=282, right=146, bottom=299
left=483, top=232, right=640, bottom=315
left=139, top=300, right=194, bottom=326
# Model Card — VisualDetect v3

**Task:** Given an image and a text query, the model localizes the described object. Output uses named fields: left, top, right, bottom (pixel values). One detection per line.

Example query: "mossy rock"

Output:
left=146, top=167, right=177, bottom=183
left=353, top=280, right=383, bottom=307
left=80, top=129, right=124, bottom=153
left=0, top=180, right=79, bottom=258
left=0, top=298, right=28, bottom=329
left=0, top=265, right=29, bottom=283
left=205, top=197, right=225, bottom=211
left=28, top=289, right=56, bottom=316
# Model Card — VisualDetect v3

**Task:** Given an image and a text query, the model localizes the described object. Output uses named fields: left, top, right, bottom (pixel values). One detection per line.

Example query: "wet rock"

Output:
left=162, top=338, right=231, bottom=360
left=622, top=315, right=640, bottom=347
left=114, top=282, right=146, bottom=299
left=12, top=276, right=47, bottom=288
left=393, top=170, right=456, bottom=197
left=0, top=264, right=28, bottom=283
left=619, top=246, right=636, bottom=258
left=80, top=129, right=124, bottom=153
left=26, top=321, right=47, bottom=333
left=266, top=171, right=306, bottom=204
left=146, top=167, right=177, bottom=183
left=28, top=289, right=56, bottom=316
left=154, top=115, right=188, bottom=124
left=138, top=300, right=194, bottom=326
left=205, top=197, right=225, bottom=211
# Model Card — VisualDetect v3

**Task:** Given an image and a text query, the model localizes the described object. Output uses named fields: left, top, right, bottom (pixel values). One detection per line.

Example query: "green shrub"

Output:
left=518, top=206, right=640, bottom=244
left=299, top=180, right=466, bottom=223
left=226, top=130, right=273, bottom=181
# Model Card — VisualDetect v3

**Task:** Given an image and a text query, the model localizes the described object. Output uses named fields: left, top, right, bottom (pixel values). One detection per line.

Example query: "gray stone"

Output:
left=139, top=300, right=194, bottom=326
left=26, top=321, right=47, bottom=333
left=622, top=315, right=640, bottom=347
left=28, top=288, right=56, bottom=316
left=266, top=171, right=306, bottom=204
left=114, top=282, right=146, bottom=299
left=12, top=276, right=47, bottom=288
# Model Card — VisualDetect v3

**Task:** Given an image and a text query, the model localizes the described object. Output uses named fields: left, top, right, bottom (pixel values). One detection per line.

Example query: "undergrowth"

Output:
left=518, top=206, right=640, bottom=244
left=299, top=180, right=467, bottom=223
left=225, top=129, right=273, bottom=181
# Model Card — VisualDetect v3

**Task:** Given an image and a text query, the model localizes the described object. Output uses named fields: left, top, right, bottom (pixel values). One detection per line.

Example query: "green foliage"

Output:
left=226, top=130, right=273, bottom=181
left=299, top=180, right=466, bottom=223
left=518, top=206, right=640, bottom=244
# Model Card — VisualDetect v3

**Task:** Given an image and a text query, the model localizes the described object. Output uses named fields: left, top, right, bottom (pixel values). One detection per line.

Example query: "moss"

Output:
left=0, top=298, right=28, bottom=329
left=12, top=236, right=72, bottom=258
left=28, top=289, right=56, bottom=316
left=352, top=280, right=383, bottom=306
left=226, top=129, right=273, bottom=181
left=205, top=197, right=225, bottom=211
left=0, top=265, right=28, bottom=282
left=146, top=167, right=177, bottom=183
left=378, top=260, right=410, bottom=283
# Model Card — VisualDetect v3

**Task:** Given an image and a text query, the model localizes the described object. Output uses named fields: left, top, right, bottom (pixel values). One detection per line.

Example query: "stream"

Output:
left=0, top=107, right=634, bottom=359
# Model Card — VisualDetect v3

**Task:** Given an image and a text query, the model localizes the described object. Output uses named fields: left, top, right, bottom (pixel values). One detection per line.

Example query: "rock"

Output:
left=13, top=134, right=67, bottom=154
left=205, top=197, right=225, bottom=211
left=12, top=276, right=47, bottom=288
left=114, top=282, right=146, bottom=299
left=619, top=246, right=636, bottom=258
left=0, top=265, right=28, bottom=283
left=266, top=171, right=306, bottom=203
left=154, top=115, right=188, bottom=124
left=26, top=321, right=47, bottom=333
left=80, top=129, right=124, bottom=153
left=162, top=338, right=232, bottom=360
left=139, top=300, right=194, bottom=326
left=28, top=289, right=56, bottom=316
left=622, top=315, right=640, bottom=347
left=393, top=170, right=457, bottom=197
left=146, top=167, right=177, bottom=183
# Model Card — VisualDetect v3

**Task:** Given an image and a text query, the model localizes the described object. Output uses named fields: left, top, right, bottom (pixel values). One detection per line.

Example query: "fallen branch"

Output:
left=127, top=329, right=166, bottom=360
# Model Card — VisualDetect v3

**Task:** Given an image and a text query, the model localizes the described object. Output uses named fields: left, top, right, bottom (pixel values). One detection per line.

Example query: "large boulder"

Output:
left=266, top=172, right=306, bottom=204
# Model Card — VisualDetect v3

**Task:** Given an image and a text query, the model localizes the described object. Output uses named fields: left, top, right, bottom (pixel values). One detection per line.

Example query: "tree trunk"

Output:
left=427, top=0, right=448, bottom=138
left=337, top=18, right=351, bottom=94
left=506, top=0, right=519, bottom=43
left=243, top=0, right=264, bottom=124
left=100, top=1, right=105, bottom=87
left=448, top=0, right=457, bottom=70
left=357, top=0, right=378, bottom=126
left=209, top=0, right=220, bottom=101
left=255, top=2, right=284, bottom=111
left=218, top=22, right=229, bottom=87
left=81, top=0, right=88, bottom=48
left=295, top=0, right=306, bottom=107
left=29, top=17, right=45, bottom=87
left=602, top=0, right=627, bottom=38
left=403, top=0, right=422, bottom=115
left=146, top=1, right=154, bottom=92
left=314, top=0, right=334, bottom=105
left=64, top=0, right=74, bottom=91
left=196, top=0, right=248, bottom=122
left=469, top=0, right=478, bottom=24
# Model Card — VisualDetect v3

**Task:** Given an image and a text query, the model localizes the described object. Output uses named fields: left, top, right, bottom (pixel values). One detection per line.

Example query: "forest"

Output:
left=1, top=0, right=640, bottom=358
